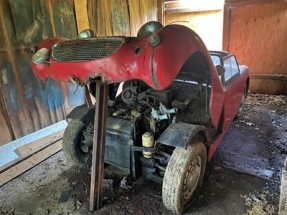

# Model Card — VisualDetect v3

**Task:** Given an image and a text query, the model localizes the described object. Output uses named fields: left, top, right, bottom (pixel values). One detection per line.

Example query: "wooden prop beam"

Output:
left=89, top=82, right=109, bottom=211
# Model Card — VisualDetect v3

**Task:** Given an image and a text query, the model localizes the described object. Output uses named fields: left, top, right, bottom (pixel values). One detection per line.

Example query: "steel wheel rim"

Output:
left=183, top=155, right=202, bottom=200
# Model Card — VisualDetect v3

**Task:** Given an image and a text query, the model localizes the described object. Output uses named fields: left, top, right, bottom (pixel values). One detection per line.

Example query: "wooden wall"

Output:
left=0, top=0, right=86, bottom=146
left=164, top=0, right=224, bottom=50
left=165, top=11, right=224, bottom=50
left=223, top=0, right=287, bottom=95
left=0, top=0, right=159, bottom=146
left=76, top=0, right=158, bottom=36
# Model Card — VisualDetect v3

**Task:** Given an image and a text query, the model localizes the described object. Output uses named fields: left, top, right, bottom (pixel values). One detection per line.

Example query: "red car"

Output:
left=31, top=21, right=249, bottom=214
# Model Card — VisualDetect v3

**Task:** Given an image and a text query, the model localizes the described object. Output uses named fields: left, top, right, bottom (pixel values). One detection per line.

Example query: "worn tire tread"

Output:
left=62, top=119, right=87, bottom=166
left=162, top=142, right=206, bottom=214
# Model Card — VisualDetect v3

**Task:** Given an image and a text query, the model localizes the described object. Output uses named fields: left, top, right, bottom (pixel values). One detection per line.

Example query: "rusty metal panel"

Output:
left=156, top=122, right=209, bottom=148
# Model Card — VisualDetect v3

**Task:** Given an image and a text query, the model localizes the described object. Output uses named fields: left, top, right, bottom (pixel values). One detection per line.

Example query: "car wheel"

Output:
left=162, top=141, right=207, bottom=214
left=62, top=119, right=92, bottom=166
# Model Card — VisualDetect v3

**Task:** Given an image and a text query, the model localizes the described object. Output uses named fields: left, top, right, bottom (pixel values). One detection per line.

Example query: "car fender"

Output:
left=155, top=122, right=211, bottom=148
left=66, top=105, right=95, bottom=126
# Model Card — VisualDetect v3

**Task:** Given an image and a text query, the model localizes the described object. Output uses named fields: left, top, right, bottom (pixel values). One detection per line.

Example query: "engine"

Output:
left=110, top=80, right=177, bottom=133
left=86, top=79, right=211, bottom=182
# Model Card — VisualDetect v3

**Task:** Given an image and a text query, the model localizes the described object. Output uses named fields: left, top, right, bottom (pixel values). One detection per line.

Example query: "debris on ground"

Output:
left=0, top=93, right=285, bottom=214
left=120, top=176, right=132, bottom=190
left=0, top=205, right=14, bottom=215
left=103, top=179, right=114, bottom=189
left=242, top=192, right=278, bottom=215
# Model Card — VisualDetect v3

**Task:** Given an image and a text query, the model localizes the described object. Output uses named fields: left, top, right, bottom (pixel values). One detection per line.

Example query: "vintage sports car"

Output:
left=31, top=21, right=249, bottom=214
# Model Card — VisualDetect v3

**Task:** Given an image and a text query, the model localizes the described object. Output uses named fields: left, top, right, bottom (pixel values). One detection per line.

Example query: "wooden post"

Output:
left=279, top=157, right=287, bottom=215
left=89, top=82, right=109, bottom=211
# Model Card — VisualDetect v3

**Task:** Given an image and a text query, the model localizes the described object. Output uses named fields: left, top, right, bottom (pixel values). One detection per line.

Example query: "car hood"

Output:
left=31, top=24, right=224, bottom=126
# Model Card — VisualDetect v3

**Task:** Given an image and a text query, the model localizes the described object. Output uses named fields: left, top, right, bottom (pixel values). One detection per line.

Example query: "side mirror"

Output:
left=78, top=29, right=95, bottom=39
left=216, top=64, right=225, bottom=76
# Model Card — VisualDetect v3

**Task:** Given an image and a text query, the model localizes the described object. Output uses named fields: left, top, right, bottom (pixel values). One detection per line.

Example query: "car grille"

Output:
left=52, top=37, right=126, bottom=62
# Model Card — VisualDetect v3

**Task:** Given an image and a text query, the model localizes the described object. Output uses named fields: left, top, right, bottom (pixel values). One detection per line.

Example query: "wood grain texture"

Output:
left=74, top=0, right=90, bottom=33
left=224, top=1, right=287, bottom=94
left=0, top=141, right=62, bottom=187
left=52, top=0, right=77, bottom=38
left=129, top=0, right=158, bottom=36
left=16, top=129, right=64, bottom=157
left=112, top=0, right=130, bottom=36
left=88, top=0, right=157, bottom=37
left=0, top=86, right=14, bottom=145
left=0, top=0, right=85, bottom=146
left=165, top=10, right=224, bottom=50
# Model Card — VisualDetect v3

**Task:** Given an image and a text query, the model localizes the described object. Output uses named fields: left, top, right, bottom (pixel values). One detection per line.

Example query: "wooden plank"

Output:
left=74, top=0, right=90, bottom=33
left=165, top=10, right=224, bottom=50
left=157, top=0, right=164, bottom=25
left=0, top=120, right=67, bottom=170
left=0, top=52, right=15, bottom=144
left=6, top=0, right=53, bottom=46
left=111, top=0, right=130, bottom=36
left=52, top=0, right=77, bottom=37
left=87, top=0, right=98, bottom=35
left=164, top=0, right=224, bottom=13
left=251, top=73, right=287, bottom=81
left=16, top=129, right=65, bottom=158
left=129, top=0, right=158, bottom=36
left=0, top=3, right=34, bottom=138
left=0, top=140, right=62, bottom=187
left=223, top=0, right=287, bottom=94
left=279, top=158, right=287, bottom=215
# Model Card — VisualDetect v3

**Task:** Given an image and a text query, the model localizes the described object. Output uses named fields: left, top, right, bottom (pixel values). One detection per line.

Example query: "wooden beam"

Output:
left=74, top=0, right=90, bottom=33
left=16, top=129, right=65, bottom=158
left=279, top=158, right=287, bottom=215
left=222, top=4, right=231, bottom=51
left=164, top=0, right=224, bottom=13
left=157, top=0, right=164, bottom=24
left=250, top=73, right=287, bottom=81
left=0, top=141, right=62, bottom=187
left=89, top=82, right=109, bottom=211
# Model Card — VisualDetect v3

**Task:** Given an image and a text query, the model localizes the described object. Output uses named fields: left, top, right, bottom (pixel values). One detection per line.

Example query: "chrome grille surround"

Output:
left=52, top=37, right=126, bottom=62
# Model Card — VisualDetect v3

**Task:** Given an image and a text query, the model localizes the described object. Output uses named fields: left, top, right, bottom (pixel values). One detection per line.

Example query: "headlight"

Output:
left=32, top=48, right=50, bottom=64
left=149, top=34, right=161, bottom=47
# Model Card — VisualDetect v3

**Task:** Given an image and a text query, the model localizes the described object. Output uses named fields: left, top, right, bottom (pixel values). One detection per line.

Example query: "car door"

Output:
left=223, top=55, right=245, bottom=128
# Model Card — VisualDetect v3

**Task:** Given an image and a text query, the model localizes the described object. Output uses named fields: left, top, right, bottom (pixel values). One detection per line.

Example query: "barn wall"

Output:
left=86, top=0, right=158, bottom=37
left=163, top=0, right=224, bottom=50
left=223, top=0, right=287, bottom=95
left=165, top=10, right=224, bottom=50
left=0, top=0, right=159, bottom=146
left=0, top=0, right=85, bottom=146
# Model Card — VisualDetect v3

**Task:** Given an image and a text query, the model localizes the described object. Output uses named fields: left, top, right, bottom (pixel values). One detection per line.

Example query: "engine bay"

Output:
left=83, top=78, right=213, bottom=182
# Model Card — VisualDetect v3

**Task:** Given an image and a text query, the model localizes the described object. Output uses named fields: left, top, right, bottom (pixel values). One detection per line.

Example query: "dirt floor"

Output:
left=0, top=93, right=286, bottom=215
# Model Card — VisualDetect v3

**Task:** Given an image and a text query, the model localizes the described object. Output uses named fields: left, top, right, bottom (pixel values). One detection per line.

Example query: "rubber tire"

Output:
left=62, top=119, right=90, bottom=166
left=162, top=141, right=207, bottom=214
